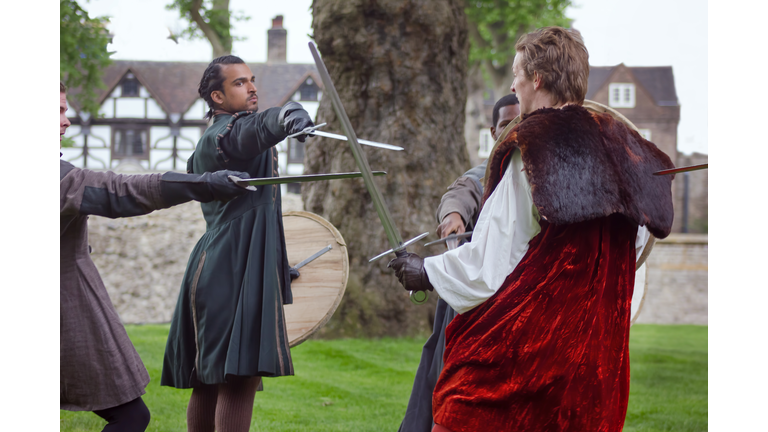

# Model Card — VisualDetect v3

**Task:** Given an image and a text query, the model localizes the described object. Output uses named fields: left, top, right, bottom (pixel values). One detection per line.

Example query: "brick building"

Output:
left=586, top=64, right=707, bottom=233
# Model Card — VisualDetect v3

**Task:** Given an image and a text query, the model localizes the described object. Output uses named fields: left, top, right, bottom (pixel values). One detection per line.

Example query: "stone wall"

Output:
left=87, top=193, right=303, bottom=324
left=88, top=197, right=706, bottom=327
left=635, top=234, right=708, bottom=325
left=672, top=152, right=708, bottom=234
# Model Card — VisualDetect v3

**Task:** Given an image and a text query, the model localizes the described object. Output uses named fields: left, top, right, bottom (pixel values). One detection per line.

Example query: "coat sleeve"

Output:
left=462, top=159, right=487, bottom=183
left=60, top=160, right=165, bottom=219
left=435, top=177, right=483, bottom=227
left=434, top=159, right=489, bottom=229
left=425, top=150, right=541, bottom=314
left=219, top=108, right=287, bottom=160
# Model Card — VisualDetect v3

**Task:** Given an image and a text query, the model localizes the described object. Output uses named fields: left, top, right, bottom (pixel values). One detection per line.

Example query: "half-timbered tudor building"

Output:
left=62, top=16, right=321, bottom=195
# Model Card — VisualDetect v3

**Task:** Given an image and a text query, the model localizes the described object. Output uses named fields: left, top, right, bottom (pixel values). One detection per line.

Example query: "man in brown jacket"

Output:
left=60, top=82, right=252, bottom=432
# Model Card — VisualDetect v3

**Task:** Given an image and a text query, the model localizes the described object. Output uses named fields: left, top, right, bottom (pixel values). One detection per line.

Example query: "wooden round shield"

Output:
left=282, top=211, right=348, bottom=347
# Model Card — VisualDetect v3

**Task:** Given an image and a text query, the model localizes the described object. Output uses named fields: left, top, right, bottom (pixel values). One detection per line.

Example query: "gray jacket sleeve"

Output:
left=462, top=159, right=488, bottom=185
left=60, top=160, right=165, bottom=219
left=434, top=160, right=488, bottom=228
left=219, top=107, right=287, bottom=160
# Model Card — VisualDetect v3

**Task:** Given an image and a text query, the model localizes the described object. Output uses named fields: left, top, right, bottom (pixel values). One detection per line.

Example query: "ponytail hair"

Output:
left=198, top=55, right=245, bottom=120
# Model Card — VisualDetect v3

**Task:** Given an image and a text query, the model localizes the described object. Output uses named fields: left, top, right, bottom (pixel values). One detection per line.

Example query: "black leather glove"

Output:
left=278, top=101, right=314, bottom=143
left=387, top=252, right=434, bottom=292
left=289, top=267, right=301, bottom=281
left=160, top=170, right=253, bottom=207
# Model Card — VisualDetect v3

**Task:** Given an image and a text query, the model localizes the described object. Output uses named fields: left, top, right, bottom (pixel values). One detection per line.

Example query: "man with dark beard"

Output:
left=161, top=55, right=314, bottom=432
left=390, top=27, right=675, bottom=432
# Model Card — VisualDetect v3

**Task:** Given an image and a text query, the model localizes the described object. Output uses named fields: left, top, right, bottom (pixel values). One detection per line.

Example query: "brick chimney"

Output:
left=267, top=15, right=287, bottom=63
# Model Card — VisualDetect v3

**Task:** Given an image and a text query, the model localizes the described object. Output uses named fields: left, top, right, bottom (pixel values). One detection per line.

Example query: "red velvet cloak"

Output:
left=431, top=105, right=675, bottom=432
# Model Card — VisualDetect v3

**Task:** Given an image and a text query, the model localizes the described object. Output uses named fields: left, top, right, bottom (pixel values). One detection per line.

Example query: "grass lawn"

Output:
left=61, top=324, right=706, bottom=431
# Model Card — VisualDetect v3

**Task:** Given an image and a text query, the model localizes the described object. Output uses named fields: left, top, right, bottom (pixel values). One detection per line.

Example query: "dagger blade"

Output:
left=293, top=244, right=333, bottom=270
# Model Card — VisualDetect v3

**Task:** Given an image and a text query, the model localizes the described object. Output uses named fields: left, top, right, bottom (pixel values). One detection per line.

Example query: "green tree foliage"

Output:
left=464, top=0, right=572, bottom=93
left=60, top=0, right=113, bottom=115
left=166, top=0, right=250, bottom=58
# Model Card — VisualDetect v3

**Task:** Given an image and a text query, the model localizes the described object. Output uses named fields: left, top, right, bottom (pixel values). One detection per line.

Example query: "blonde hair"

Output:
left=515, top=27, right=589, bottom=105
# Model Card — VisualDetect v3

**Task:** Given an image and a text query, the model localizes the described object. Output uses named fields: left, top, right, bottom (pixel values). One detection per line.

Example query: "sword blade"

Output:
left=229, top=171, right=386, bottom=187
left=293, top=244, right=333, bottom=270
left=653, top=163, right=708, bottom=176
left=309, top=130, right=404, bottom=151
left=309, top=42, right=405, bottom=252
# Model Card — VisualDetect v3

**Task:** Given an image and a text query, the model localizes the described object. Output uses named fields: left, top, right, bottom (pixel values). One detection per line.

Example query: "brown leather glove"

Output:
left=387, top=252, right=434, bottom=292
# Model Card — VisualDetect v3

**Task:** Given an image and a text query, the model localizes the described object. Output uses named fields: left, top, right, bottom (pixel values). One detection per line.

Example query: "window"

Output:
left=638, top=129, right=652, bottom=141
left=112, top=126, right=149, bottom=160
left=608, top=83, right=635, bottom=108
left=300, top=86, right=317, bottom=101
left=296, top=77, right=319, bottom=101
left=478, top=129, right=493, bottom=159
left=288, top=137, right=305, bottom=163
left=121, top=73, right=140, bottom=97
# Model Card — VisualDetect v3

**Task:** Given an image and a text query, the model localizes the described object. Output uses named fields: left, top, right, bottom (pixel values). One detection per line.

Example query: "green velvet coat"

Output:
left=162, top=109, right=294, bottom=388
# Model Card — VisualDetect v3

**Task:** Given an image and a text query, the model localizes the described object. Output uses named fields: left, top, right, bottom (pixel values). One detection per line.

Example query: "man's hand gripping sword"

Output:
left=308, top=42, right=430, bottom=305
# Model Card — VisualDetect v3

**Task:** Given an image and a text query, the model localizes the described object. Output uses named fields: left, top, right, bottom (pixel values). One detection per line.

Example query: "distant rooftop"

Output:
left=70, top=60, right=322, bottom=115
left=587, top=65, right=678, bottom=106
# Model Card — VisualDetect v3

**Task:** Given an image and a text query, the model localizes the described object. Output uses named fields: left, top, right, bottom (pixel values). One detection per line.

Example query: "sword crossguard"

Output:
left=287, top=122, right=327, bottom=139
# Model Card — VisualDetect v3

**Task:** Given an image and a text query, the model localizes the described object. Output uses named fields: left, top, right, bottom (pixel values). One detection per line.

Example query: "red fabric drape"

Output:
left=432, top=215, right=638, bottom=432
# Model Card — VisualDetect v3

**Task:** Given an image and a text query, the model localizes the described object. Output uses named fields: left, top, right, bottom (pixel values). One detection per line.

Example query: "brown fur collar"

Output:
left=483, top=104, right=675, bottom=238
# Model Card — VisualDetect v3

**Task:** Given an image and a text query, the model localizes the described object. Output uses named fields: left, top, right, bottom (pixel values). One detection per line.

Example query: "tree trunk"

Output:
left=210, top=0, right=232, bottom=56
left=488, top=61, right=515, bottom=100
left=189, top=0, right=232, bottom=58
left=304, top=0, right=469, bottom=337
left=464, top=63, right=488, bottom=167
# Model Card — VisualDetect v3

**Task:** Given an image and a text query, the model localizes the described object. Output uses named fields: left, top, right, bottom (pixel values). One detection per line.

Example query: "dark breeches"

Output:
left=93, top=397, right=151, bottom=432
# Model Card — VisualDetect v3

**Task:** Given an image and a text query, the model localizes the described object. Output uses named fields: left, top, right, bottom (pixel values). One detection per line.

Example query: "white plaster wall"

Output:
left=115, top=98, right=145, bottom=118
left=146, top=98, right=166, bottom=119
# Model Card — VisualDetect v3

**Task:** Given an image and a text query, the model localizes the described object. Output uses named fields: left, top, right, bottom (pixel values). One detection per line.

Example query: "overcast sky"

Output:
left=80, top=0, right=707, bottom=155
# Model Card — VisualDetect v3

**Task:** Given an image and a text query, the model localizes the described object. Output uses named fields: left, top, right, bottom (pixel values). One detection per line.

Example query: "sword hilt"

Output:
left=395, top=249, right=430, bottom=305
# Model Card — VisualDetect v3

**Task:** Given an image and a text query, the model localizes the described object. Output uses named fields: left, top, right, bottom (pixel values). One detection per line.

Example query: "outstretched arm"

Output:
left=60, top=160, right=250, bottom=220
left=220, top=102, right=314, bottom=160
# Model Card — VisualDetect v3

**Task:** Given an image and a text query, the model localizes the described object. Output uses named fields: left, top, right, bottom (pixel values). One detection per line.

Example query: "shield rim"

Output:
left=283, top=210, right=349, bottom=348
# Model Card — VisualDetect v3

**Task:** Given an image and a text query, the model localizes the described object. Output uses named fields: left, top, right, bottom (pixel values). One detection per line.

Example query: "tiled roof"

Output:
left=76, top=60, right=322, bottom=116
left=630, top=66, right=678, bottom=106
left=586, top=65, right=679, bottom=106
left=585, top=66, right=615, bottom=100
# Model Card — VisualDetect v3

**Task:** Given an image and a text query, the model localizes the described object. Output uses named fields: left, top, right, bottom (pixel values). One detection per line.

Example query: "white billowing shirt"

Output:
left=424, top=148, right=651, bottom=315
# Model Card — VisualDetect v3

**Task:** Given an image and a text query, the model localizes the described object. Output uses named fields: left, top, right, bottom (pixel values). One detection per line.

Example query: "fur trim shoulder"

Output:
left=483, top=104, right=675, bottom=238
